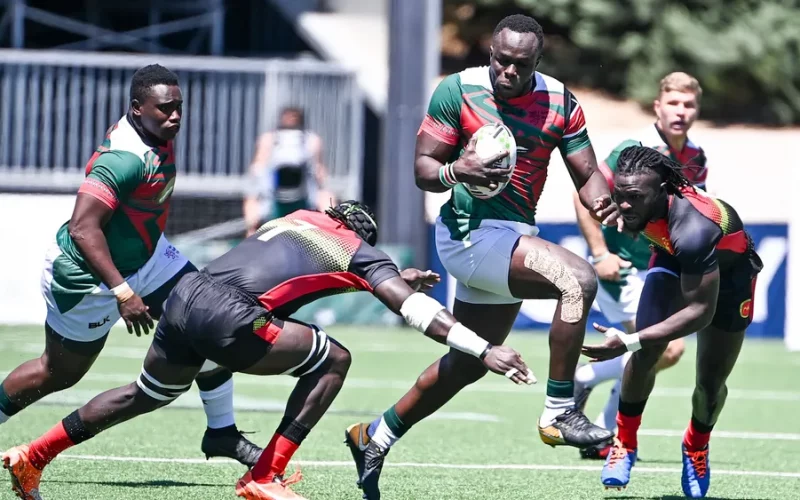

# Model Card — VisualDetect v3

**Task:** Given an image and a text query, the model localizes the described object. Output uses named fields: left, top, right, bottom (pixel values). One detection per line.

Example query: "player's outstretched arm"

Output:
left=69, top=194, right=153, bottom=336
left=372, top=276, right=535, bottom=384
left=583, top=270, right=719, bottom=361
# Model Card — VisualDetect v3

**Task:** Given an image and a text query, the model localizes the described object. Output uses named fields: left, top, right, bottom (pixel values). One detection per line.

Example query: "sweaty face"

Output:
left=490, top=28, right=540, bottom=99
left=654, top=90, right=699, bottom=137
left=613, top=171, right=667, bottom=233
left=133, top=84, right=183, bottom=142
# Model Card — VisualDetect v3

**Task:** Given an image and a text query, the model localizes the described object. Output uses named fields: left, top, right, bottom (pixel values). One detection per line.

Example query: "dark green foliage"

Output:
left=444, top=0, right=800, bottom=125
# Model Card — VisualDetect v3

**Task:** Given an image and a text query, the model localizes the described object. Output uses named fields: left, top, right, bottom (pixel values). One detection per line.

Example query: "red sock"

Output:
left=616, top=412, right=642, bottom=450
left=27, top=422, right=76, bottom=469
left=683, top=420, right=711, bottom=451
left=251, top=433, right=300, bottom=484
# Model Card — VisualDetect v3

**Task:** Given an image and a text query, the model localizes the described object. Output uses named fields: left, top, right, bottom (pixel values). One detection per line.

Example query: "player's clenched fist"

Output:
left=481, top=345, right=537, bottom=385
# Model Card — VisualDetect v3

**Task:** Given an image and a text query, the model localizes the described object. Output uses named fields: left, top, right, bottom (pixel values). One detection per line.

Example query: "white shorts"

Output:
left=594, top=269, right=649, bottom=325
left=41, top=234, right=190, bottom=342
left=435, top=217, right=539, bottom=305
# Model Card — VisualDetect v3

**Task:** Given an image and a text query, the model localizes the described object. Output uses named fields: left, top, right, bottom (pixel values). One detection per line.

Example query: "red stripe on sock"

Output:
left=251, top=433, right=300, bottom=483
left=616, top=413, right=642, bottom=450
left=28, top=422, right=76, bottom=469
left=683, top=420, right=712, bottom=451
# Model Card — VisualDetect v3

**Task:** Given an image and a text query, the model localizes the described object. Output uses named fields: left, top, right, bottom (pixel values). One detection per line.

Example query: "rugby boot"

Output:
left=202, top=427, right=263, bottom=467
left=579, top=438, right=613, bottom=460
left=538, top=408, right=614, bottom=448
left=2, top=445, right=43, bottom=500
left=235, top=469, right=306, bottom=500
left=681, top=443, right=710, bottom=498
left=344, top=423, right=389, bottom=500
left=601, top=439, right=637, bottom=490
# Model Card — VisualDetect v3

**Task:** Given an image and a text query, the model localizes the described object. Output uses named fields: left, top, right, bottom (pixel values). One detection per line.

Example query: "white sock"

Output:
left=0, top=410, right=9, bottom=425
left=595, top=379, right=622, bottom=431
left=575, top=351, right=633, bottom=389
left=370, top=417, right=400, bottom=450
left=539, top=396, right=575, bottom=427
left=198, top=378, right=236, bottom=429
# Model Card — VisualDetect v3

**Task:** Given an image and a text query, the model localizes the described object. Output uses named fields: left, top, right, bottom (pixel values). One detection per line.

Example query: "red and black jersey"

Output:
left=642, top=187, right=758, bottom=275
left=203, top=210, right=400, bottom=317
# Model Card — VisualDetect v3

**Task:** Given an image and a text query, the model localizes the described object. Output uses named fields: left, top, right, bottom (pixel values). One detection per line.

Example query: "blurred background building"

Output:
left=1, top=0, right=798, bottom=347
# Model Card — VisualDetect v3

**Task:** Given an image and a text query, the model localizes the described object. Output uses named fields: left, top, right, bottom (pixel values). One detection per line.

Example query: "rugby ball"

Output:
left=465, top=122, right=517, bottom=199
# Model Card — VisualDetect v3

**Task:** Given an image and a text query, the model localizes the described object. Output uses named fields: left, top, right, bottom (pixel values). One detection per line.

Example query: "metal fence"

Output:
left=0, top=49, right=364, bottom=199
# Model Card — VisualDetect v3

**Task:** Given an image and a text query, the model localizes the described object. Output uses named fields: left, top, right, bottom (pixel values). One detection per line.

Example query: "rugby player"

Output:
left=0, top=65, right=260, bottom=467
left=572, top=72, right=707, bottom=459
left=344, top=14, right=622, bottom=499
left=581, top=146, right=762, bottom=498
left=2, top=201, right=534, bottom=500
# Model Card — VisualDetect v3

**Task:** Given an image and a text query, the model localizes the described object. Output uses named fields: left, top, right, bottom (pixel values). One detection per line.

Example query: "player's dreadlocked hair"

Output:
left=616, top=146, right=694, bottom=197
left=326, top=200, right=378, bottom=246
left=493, top=14, right=544, bottom=50
left=130, top=64, right=179, bottom=103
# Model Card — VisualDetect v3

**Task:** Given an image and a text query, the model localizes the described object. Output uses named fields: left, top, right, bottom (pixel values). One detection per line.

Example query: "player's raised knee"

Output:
left=572, top=258, right=599, bottom=301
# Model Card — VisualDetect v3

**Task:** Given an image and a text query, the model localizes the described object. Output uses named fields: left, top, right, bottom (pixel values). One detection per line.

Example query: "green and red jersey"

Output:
left=419, top=66, right=591, bottom=240
left=57, top=114, right=177, bottom=278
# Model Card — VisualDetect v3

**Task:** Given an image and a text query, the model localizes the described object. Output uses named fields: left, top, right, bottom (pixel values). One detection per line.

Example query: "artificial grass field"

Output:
left=1, top=325, right=798, bottom=499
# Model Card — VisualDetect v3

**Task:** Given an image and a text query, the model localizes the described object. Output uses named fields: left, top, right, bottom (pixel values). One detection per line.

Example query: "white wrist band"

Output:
left=111, top=282, right=135, bottom=303
left=446, top=322, right=491, bottom=358
left=591, top=251, right=610, bottom=264
left=606, top=327, right=642, bottom=352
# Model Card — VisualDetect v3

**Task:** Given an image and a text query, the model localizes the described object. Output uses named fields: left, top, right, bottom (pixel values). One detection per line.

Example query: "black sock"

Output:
left=618, top=398, right=648, bottom=417
left=62, top=410, right=95, bottom=445
left=276, top=417, right=311, bottom=445
left=690, top=415, right=715, bottom=434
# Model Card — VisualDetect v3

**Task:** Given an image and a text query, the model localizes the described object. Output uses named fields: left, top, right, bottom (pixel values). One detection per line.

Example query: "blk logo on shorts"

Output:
left=739, top=298, right=752, bottom=318
left=89, top=316, right=111, bottom=329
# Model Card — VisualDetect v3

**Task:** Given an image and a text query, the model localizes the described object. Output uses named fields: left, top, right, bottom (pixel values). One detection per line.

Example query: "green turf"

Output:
left=0, top=325, right=798, bottom=499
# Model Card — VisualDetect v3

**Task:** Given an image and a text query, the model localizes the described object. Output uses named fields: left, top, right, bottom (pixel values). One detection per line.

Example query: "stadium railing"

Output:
left=0, top=49, right=364, bottom=202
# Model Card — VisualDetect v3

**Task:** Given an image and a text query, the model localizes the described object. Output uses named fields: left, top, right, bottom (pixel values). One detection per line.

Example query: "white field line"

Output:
left=3, top=368, right=798, bottom=402
left=0, top=453, right=793, bottom=479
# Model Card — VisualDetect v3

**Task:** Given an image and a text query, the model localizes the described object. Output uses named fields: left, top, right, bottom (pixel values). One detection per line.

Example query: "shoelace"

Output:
left=606, top=446, right=630, bottom=470
left=684, top=449, right=708, bottom=478
left=274, top=467, right=303, bottom=487
left=559, top=410, right=594, bottom=432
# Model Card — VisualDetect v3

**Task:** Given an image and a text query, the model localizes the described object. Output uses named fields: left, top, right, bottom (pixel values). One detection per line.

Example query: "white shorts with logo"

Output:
left=594, top=268, right=649, bottom=325
left=435, top=217, right=539, bottom=305
left=41, top=234, right=190, bottom=342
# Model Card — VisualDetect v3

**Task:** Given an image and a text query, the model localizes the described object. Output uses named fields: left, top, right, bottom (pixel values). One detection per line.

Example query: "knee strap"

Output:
left=137, top=368, right=192, bottom=402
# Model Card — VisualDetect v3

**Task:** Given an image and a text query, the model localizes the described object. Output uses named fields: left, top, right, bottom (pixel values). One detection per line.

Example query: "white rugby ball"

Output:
left=464, top=122, right=517, bottom=199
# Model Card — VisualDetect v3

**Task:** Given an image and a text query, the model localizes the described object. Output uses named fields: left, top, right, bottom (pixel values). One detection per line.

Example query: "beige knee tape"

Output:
left=524, top=248, right=584, bottom=323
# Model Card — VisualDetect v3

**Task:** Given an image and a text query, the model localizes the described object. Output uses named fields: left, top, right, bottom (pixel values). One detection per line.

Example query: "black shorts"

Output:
left=152, top=271, right=284, bottom=372
left=650, top=251, right=762, bottom=332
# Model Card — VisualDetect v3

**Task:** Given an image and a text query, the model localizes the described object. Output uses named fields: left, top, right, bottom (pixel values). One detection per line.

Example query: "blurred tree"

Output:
left=443, top=0, right=800, bottom=125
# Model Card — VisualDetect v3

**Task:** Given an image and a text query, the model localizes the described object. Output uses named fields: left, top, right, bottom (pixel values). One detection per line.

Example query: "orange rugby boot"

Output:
left=2, top=445, right=43, bottom=500
left=235, top=468, right=307, bottom=500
